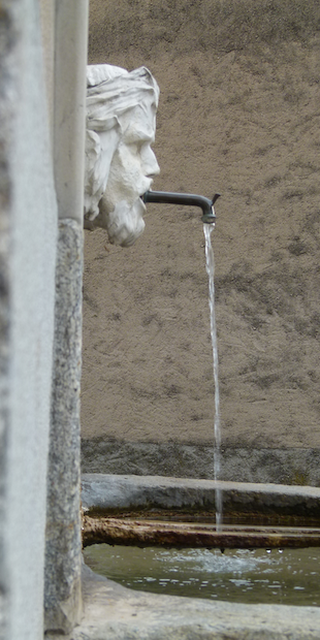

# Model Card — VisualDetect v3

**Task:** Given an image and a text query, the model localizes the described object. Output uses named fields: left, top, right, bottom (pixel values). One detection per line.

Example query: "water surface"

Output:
left=84, top=544, right=320, bottom=606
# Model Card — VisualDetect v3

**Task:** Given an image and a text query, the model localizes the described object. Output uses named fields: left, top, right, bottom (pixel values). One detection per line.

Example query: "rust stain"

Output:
left=82, top=514, right=320, bottom=550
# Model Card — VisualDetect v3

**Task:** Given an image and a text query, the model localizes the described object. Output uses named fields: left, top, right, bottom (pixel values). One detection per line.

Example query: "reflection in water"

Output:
left=84, top=544, right=320, bottom=606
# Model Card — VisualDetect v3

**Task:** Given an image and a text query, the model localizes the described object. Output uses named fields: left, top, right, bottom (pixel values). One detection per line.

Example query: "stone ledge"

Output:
left=45, top=563, right=320, bottom=640
left=81, top=473, right=320, bottom=518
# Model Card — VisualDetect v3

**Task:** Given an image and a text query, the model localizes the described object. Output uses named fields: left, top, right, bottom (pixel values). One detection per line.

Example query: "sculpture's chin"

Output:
left=95, top=197, right=146, bottom=247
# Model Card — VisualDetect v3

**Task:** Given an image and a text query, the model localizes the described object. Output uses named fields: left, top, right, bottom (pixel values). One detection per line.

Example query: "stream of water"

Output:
left=204, top=224, right=222, bottom=527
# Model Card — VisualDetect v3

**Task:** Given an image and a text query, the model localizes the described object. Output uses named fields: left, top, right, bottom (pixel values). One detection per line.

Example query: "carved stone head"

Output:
left=84, top=64, right=160, bottom=246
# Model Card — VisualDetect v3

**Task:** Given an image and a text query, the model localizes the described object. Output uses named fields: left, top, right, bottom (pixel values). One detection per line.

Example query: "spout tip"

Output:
left=202, top=212, right=216, bottom=225
left=202, top=192, right=220, bottom=224
left=202, top=218, right=216, bottom=225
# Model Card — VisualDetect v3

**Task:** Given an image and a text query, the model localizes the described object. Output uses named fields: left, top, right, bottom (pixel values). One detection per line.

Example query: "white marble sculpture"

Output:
left=84, top=64, right=160, bottom=246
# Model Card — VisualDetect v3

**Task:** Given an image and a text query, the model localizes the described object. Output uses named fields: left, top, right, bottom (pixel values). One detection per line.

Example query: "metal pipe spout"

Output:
left=142, top=190, right=220, bottom=224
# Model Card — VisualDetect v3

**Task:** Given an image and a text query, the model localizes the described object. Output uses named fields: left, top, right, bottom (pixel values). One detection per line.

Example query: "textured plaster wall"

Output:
left=0, top=1, right=57, bottom=638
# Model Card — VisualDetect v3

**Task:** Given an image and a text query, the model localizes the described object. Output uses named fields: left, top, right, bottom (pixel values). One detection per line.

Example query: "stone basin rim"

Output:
left=81, top=473, right=320, bottom=519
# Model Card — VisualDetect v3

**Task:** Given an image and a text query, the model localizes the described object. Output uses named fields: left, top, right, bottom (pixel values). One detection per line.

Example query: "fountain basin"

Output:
left=73, top=474, right=320, bottom=640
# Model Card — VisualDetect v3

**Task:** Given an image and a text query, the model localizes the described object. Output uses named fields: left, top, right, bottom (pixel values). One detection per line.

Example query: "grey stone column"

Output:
left=0, top=44, right=10, bottom=639
left=44, top=219, right=83, bottom=633
left=1, top=3, right=58, bottom=639
left=44, top=0, right=88, bottom=632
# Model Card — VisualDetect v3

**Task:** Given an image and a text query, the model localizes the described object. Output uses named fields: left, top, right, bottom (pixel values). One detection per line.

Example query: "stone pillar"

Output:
left=0, top=6, right=11, bottom=633
left=44, top=220, right=83, bottom=633
left=39, top=0, right=55, bottom=142
left=53, top=0, right=89, bottom=225
left=0, top=2, right=57, bottom=639
left=44, top=0, right=88, bottom=633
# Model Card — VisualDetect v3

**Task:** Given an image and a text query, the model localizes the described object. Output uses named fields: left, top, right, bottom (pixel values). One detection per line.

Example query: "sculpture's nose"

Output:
left=141, top=145, right=160, bottom=178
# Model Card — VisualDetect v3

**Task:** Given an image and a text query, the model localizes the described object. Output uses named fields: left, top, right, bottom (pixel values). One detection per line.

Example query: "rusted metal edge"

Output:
left=82, top=515, right=320, bottom=549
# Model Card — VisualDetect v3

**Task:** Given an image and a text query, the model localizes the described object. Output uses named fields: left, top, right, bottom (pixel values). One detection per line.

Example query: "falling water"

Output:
left=204, top=224, right=222, bottom=528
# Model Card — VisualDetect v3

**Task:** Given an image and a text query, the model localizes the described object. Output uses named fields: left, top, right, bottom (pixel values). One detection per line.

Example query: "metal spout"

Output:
left=142, top=190, right=220, bottom=224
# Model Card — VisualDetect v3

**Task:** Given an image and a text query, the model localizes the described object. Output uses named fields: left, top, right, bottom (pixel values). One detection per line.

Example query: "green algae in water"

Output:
left=84, top=544, right=320, bottom=606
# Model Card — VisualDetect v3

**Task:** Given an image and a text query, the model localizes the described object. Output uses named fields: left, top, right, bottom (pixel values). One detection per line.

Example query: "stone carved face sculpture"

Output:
left=84, top=64, right=160, bottom=247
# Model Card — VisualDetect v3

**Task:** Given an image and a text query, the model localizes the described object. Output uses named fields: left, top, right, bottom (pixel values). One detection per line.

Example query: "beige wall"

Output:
left=81, top=0, right=320, bottom=483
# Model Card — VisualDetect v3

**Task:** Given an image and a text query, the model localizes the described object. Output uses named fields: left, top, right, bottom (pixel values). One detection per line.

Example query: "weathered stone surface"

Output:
left=81, top=440, right=320, bottom=486
left=83, top=513, right=320, bottom=550
left=45, top=220, right=83, bottom=633
left=45, top=563, right=320, bottom=640
left=81, top=473, right=320, bottom=519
